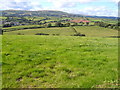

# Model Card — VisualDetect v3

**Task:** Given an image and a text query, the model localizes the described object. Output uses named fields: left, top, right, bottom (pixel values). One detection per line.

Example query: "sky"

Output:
left=0, top=0, right=119, bottom=17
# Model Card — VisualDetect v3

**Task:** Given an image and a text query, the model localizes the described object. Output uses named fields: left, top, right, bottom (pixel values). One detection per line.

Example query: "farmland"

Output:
left=4, top=27, right=76, bottom=36
left=3, top=26, right=118, bottom=37
left=2, top=35, right=118, bottom=88
left=1, top=10, right=119, bottom=88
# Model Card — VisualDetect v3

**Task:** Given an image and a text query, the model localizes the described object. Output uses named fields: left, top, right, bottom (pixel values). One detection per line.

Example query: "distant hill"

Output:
left=1, top=10, right=83, bottom=17
left=0, top=10, right=118, bottom=19
left=86, top=16, right=118, bottom=20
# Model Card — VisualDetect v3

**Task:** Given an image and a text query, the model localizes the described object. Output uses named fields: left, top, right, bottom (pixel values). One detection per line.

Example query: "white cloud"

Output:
left=111, top=0, right=119, bottom=3
left=46, top=0, right=98, bottom=8
left=0, top=0, right=43, bottom=10
left=73, top=6, right=118, bottom=16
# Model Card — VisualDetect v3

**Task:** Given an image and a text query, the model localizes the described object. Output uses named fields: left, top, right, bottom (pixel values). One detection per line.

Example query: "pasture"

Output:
left=3, top=26, right=118, bottom=37
left=2, top=35, right=118, bottom=88
left=74, top=26, right=118, bottom=37
left=3, top=27, right=76, bottom=36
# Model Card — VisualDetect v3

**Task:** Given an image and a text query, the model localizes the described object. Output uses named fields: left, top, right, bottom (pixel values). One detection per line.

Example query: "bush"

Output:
left=35, top=33, right=49, bottom=35
left=17, top=33, right=24, bottom=35
left=86, top=22, right=89, bottom=26
left=73, top=23, right=78, bottom=26
left=47, top=23, right=52, bottom=27
left=55, top=22, right=63, bottom=27
left=52, top=34, right=60, bottom=36
left=114, top=26, right=119, bottom=30
left=3, top=24, right=12, bottom=27
left=110, top=25, right=115, bottom=29
left=65, top=23, right=71, bottom=27
left=73, top=33, right=85, bottom=36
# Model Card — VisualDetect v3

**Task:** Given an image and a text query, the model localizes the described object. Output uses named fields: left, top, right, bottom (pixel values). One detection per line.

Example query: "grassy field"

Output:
left=3, top=27, right=76, bottom=36
left=89, top=18, right=118, bottom=24
left=74, top=26, right=118, bottom=37
left=4, top=26, right=118, bottom=37
left=3, top=25, right=43, bottom=32
left=2, top=35, right=118, bottom=88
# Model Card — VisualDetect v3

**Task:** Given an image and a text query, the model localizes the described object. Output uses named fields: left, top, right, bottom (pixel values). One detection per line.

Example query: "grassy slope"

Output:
left=3, top=25, right=42, bottom=31
left=2, top=35, right=118, bottom=88
left=4, top=27, right=76, bottom=36
left=74, top=26, right=118, bottom=37
left=4, top=26, right=118, bottom=37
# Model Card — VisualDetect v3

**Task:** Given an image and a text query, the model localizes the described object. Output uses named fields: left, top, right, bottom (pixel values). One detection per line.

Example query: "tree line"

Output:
left=94, top=21, right=119, bottom=30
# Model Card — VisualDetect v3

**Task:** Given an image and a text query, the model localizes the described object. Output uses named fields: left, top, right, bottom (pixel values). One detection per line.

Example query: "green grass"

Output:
left=74, top=26, right=118, bottom=37
left=102, top=19, right=118, bottom=24
left=2, top=35, right=118, bottom=88
left=3, top=25, right=43, bottom=32
left=89, top=18, right=118, bottom=24
left=4, top=26, right=118, bottom=37
left=4, top=27, right=76, bottom=36
left=0, top=16, right=7, bottom=19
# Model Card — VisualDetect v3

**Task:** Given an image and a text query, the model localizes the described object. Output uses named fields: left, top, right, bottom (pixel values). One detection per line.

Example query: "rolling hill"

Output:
left=1, top=10, right=83, bottom=17
left=0, top=10, right=118, bottom=19
left=1, top=10, right=118, bottom=19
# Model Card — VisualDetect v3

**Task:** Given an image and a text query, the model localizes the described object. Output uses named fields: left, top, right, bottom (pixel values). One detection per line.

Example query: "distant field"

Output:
left=3, top=25, right=43, bottom=32
left=89, top=18, right=118, bottom=24
left=3, top=27, right=76, bottom=36
left=74, top=26, right=118, bottom=37
left=4, top=26, right=118, bottom=37
left=2, top=35, right=118, bottom=88
left=0, top=16, right=7, bottom=19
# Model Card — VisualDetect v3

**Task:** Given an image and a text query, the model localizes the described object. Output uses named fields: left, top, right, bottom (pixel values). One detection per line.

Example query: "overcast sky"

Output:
left=0, top=0, right=119, bottom=17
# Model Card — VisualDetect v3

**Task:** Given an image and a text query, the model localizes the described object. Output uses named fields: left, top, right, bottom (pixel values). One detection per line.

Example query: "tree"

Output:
left=86, top=22, right=89, bottom=26
left=73, top=23, right=78, bottom=26
left=48, top=23, right=52, bottom=27
left=45, top=23, right=52, bottom=28
left=81, top=22, right=84, bottom=26
left=65, top=23, right=70, bottom=27
left=3, top=24, right=12, bottom=27
left=94, top=21, right=100, bottom=26
left=55, top=22, right=63, bottom=27
left=110, top=24, right=115, bottom=29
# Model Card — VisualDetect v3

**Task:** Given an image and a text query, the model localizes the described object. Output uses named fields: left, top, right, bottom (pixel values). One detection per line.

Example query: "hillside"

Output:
left=1, top=10, right=83, bottom=17
left=1, top=9, right=119, bottom=88
left=1, top=10, right=118, bottom=20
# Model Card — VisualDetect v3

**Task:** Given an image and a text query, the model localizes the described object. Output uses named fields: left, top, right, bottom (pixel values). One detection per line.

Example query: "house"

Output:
left=70, top=20, right=91, bottom=23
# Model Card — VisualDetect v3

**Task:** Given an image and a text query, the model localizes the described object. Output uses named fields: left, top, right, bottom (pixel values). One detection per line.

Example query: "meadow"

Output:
left=1, top=10, right=119, bottom=88
left=3, top=25, right=43, bottom=32
left=74, top=26, right=118, bottom=37
left=4, top=26, right=118, bottom=37
left=2, top=35, right=118, bottom=88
